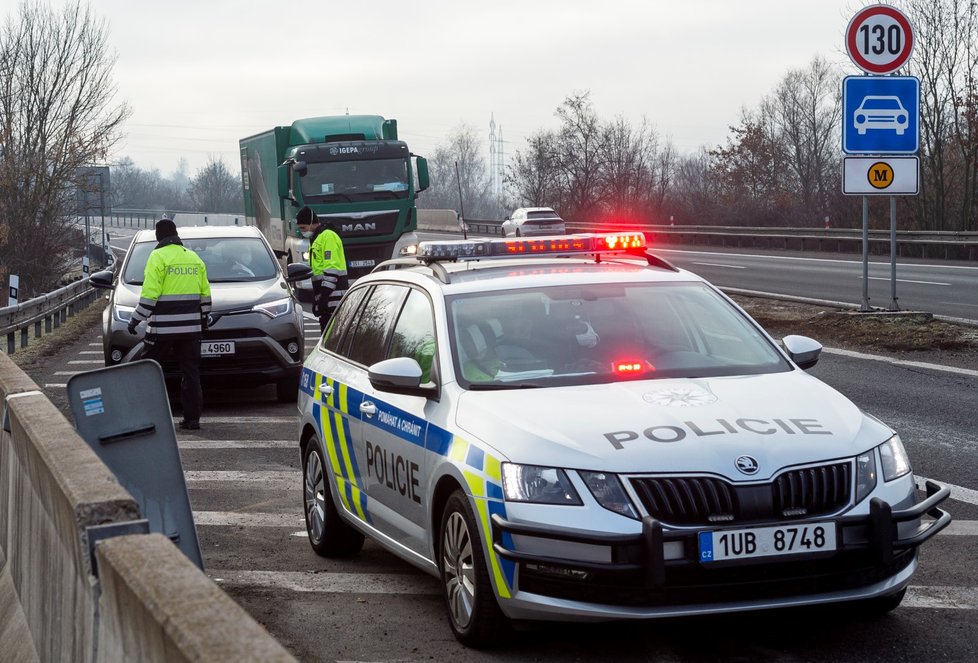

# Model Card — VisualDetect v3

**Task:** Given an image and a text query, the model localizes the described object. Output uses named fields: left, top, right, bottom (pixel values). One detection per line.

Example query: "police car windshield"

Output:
left=123, top=237, right=278, bottom=284
left=300, top=158, right=409, bottom=202
left=449, top=282, right=791, bottom=388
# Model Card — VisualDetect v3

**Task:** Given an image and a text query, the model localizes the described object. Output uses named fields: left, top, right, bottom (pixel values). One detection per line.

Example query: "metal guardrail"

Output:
left=0, top=275, right=106, bottom=355
left=459, top=220, right=978, bottom=261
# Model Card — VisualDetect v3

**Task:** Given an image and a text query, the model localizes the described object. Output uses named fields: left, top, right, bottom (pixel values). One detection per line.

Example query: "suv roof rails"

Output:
left=372, top=257, right=451, bottom=284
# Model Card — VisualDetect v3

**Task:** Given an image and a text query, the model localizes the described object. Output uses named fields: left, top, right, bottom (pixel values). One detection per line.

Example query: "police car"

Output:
left=296, top=232, right=950, bottom=646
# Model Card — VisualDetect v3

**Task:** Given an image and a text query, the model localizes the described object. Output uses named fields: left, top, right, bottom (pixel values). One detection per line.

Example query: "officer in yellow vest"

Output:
left=308, top=212, right=348, bottom=333
left=128, top=217, right=212, bottom=430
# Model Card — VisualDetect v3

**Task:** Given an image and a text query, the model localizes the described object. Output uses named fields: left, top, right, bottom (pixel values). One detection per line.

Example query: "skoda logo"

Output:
left=735, top=455, right=759, bottom=475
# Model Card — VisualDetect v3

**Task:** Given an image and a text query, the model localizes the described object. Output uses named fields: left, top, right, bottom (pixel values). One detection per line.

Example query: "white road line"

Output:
left=194, top=511, right=302, bottom=528
left=210, top=570, right=438, bottom=595
left=692, top=262, right=746, bottom=270
left=824, top=347, right=978, bottom=379
left=182, top=416, right=295, bottom=424
left=54, top=371, right=81, bottom=376
left=943, top=520, right=978, bottom=536
left=917, top=476, right=978, bottom=506
left=179, top=439, right=294, bottom=450
left=657, top=247, right=978, bottom=272
left=88, top=342, right=101, bottom=346
left=67, top=360, right=104, bottom=365
left=43, top=384, right=67, bottom=389
left=79, top=351, right=102, bottom=355
left=185, top=470, right=298, bottom=491
left=905, top=586, right=978, bottom=609
left=868, top=276, right=951, bottom=286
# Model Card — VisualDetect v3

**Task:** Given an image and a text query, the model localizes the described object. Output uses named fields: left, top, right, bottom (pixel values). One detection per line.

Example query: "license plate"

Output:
left=348, top=259, right=375, bottom=268
left=698, top=522, right=836, bottom=563
left=201, top=341, right=235, bottom=356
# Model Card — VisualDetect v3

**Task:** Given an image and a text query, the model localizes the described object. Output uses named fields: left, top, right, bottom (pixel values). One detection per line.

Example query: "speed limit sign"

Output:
left=846, top=4, right=914, bottom=74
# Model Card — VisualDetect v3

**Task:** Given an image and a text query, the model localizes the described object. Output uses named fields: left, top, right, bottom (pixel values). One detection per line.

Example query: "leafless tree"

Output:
left=505, top=130, right=561, bottom=211
left=0, top=0, right=130, bottom=296
left=554, top=92, right=605, bottom=221
left=424, top=124, right=496, bottom=218
left=188, top=156, right=241, bottom=213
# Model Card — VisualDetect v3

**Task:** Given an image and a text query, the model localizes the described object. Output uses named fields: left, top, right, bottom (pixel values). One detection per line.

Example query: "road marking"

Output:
left=185, top=470, right=298, bottom=491
left=868, top=276, right=951, bottom=286
left=43, top=384, right=67, bottom=389
left=88, top=342, right=101, bottom=346
left=657, top=247, right=978, bottom=272
left=180, top=416, right=296, bottom=424
left=194, top=511, right=302, bottom=528
left=210, top=570, right=438, bottom=595
left=942, top=520, right=978, bottom=536
left=824, top=347, right=978, bottom=379
left=179, top=439, right=294, bottom=450
left=67, top=360, right=104, bottom=365
left=905, top=586, right=978, bottom=609
left=692, top=262, right=746, bottom=269
left=917, top=476, right=978, bottom=506
left=54, top=371, right=81, bottom=376
left=79, top=351, right=102, bottom=355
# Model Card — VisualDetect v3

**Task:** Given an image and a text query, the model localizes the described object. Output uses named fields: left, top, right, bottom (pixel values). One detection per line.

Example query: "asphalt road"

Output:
left=21, top=303, right=978, bottom=662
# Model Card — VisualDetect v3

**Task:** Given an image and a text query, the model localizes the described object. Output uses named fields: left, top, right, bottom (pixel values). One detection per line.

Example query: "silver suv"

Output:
left=501, top=207, right=565, bottom=237
left=91, top=225, right=312, bottom=401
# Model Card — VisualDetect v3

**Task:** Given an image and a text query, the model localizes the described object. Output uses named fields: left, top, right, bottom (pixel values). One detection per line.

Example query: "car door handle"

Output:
left=318, top=384, right=333, bottom=396
left=360, top=401, right=377, bottom=417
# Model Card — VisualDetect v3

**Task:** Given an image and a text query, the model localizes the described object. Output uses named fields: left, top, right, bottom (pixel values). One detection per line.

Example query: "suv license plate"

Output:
left=698, top=522, right=836, bottom=563
left=201, top=341, right=235, bottom=356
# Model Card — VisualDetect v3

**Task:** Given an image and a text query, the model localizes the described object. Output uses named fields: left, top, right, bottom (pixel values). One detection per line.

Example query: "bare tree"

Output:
left=505, top=130, right=561, bottom=211
left=554, top=92, right=605, bottom=221
left=188, top=156, right=241, bottom=213
left=0, top=0, right=130, bottom=296
left=424, top=124, right=494, bottom=218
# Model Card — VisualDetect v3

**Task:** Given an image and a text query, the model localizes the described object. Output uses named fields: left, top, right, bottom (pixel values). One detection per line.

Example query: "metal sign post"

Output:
left=862, top=197, right=871, bottom=311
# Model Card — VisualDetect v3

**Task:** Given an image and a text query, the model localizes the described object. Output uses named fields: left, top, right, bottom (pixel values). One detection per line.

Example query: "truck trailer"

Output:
left=239, top=115, right=429, bottom=284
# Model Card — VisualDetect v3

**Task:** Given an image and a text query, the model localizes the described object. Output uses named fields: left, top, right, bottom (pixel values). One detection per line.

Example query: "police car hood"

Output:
left=454, top=371, right=892, bottom=481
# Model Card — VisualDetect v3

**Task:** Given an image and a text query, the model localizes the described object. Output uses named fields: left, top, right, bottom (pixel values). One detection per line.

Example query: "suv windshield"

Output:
left=300, top=158, right=409, bottom=202
left=123, top=236, right=278, bottom=284
left=449, top=282, right=790, bottom=388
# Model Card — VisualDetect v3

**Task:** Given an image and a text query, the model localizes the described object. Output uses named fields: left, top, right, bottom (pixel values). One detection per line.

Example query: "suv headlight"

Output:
left=253, top=297, right=292, bottom=319
left=879, top=434, right=911, bottom=482
left=502, top=463, right=582, bottom=505
left=579, top=471, right=637, bottom=519
left=113, top=305, right=135, bottom=323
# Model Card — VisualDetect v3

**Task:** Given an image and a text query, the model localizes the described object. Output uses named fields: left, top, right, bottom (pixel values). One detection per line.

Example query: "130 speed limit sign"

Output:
left=846, top=4, right=914, bottom=74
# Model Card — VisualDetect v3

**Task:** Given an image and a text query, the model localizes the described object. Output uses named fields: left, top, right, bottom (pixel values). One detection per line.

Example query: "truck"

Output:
left=239, top=115, right=429, bottom=285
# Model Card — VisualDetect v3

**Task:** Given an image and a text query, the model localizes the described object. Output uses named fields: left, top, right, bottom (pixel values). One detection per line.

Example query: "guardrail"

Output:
left=0, top=276, right=105, bottom=355
left=457, top=219, right=978, bottom=261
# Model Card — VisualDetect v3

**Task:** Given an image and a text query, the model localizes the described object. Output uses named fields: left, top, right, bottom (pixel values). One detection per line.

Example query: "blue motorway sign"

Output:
left=843, top=76, right=919, bottom=154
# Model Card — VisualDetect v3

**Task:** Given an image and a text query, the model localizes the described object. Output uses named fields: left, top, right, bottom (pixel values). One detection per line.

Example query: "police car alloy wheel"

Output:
left=440, top=491, right=508, bottom=647
left=303, top=442, right=364, bottom=557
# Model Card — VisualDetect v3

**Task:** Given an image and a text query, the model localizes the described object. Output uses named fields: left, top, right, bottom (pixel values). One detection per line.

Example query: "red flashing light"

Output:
left=501, top=237, right=590, bottom=255
left=602, top=233, right=645, bottom=250
left=613, top=360, right=653, bottom=375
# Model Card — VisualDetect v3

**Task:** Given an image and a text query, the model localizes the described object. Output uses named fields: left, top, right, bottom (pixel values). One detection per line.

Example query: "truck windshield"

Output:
left=300, top=158, right=410, bottom=202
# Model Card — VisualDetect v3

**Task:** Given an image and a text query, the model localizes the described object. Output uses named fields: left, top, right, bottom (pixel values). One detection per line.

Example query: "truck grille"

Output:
left=629, top=462, right=852, bottom=526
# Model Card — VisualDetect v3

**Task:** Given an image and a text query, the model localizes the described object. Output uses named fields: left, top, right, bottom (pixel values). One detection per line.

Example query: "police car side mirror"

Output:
left=782, top=334, right=822, bottom=370
left=89, top=270, right=115, bottom=289
left=285, top=263, right=313, bottom=282
left=368, top=357, right=436, bottom=398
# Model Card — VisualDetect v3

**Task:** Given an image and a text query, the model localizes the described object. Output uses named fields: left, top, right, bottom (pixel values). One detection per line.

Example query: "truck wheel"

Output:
left=439, top=491, right=508, bottom=647
left=303, top=442, right=364, bottom=557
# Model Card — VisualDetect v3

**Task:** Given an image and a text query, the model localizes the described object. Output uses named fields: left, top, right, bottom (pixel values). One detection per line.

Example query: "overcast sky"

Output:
left=4, top=0, right=868, bottom=176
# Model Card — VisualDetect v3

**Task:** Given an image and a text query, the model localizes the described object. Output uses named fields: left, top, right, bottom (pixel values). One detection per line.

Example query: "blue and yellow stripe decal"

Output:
left=302, top=366, right=514, bottom=598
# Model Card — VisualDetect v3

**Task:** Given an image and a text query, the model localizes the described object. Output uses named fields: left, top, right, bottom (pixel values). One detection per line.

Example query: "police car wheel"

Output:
left=303, top=442, right=364, bottom=557
left=439, top=491, right=508, bottom=647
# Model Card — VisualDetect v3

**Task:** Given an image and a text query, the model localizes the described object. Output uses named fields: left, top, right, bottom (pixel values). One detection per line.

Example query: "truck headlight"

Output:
left=113, top=305, right=135, bottom=323
left=252, top=297, right=292, bottom=319
left=579, top=471, right=637, bottom=519
left=855, top=451, right=877, bottom=504
left=879, top=435, right=911, bottom=482
left=502, top=463, right=582, bottom=505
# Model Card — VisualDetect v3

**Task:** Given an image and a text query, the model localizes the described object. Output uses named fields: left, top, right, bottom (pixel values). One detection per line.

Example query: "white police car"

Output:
left=297, top=233, right=950, bottom=646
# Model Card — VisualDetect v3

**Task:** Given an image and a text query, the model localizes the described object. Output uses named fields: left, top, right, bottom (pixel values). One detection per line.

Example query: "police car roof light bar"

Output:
left=417, top=232, right=649, bottom=264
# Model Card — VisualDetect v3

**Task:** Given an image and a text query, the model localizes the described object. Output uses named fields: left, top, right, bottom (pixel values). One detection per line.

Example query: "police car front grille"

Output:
left=630, top=463, right=852, bottom=526
left=773, top=462, right=851, bottom=517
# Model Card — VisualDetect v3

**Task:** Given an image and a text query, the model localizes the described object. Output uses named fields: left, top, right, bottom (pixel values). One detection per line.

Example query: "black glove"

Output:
left=127, top=320, right=139, bottom=335
left=311, top=300, right=322, bottom=317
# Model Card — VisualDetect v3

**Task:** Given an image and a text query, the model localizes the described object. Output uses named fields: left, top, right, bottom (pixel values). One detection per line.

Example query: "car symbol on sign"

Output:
left=854, top=96, right=909, bottom=135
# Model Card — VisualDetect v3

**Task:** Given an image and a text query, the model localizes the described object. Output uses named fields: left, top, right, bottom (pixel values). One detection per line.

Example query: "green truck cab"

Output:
left=239, top=115, right=430, bottom=282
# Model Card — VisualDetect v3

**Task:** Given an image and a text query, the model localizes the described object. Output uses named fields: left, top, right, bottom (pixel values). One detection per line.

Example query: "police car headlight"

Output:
left=502, top=463, right=582, bottom=505
left=113, top=305, right=134, bottom=323
left=855, top=450, right=878, bottom=504
left=252, top=297, right=292, bottom=318
left=579, top=471, right=638, bottom=519
left=879, top=435, right=911, bottom=482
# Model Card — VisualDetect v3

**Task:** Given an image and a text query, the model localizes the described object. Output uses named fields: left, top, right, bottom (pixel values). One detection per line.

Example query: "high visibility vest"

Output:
left=132, top=243, right=212, bottom=339
left=310, top=229, right=348, bottom=313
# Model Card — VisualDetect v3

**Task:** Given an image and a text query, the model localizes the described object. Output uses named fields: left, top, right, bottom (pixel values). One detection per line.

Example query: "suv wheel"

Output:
left=303, top=442, right=364, bottom=557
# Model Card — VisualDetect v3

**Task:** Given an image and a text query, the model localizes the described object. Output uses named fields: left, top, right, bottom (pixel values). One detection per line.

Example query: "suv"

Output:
left=91, top=225, right=312, bottom=401
left=501, top=207, right=565, bottom=237
left=296, top=232, right=949, bottom=645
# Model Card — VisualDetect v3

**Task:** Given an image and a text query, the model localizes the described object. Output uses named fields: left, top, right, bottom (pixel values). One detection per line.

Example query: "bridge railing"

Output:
left=0, top=276, right=105, bottom=355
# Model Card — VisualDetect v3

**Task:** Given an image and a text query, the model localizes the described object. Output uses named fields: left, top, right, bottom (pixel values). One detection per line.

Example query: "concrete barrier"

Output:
left=0, top=353, right=297, bottom=662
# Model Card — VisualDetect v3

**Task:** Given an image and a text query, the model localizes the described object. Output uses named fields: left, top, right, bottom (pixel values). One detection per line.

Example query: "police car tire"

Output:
left=303, top=443, right=364, bottom=557
left=439, top=491, right=509, bottom=647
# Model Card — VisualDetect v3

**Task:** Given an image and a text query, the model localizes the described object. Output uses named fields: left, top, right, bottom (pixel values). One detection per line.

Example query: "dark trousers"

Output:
left=144, top=335, right=203, bottom=423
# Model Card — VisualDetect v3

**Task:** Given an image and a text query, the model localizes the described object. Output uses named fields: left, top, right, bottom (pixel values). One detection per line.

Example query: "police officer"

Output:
left=306, top=209, right=348, bottom=332
left=128, top=217, right=212, bottom=430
